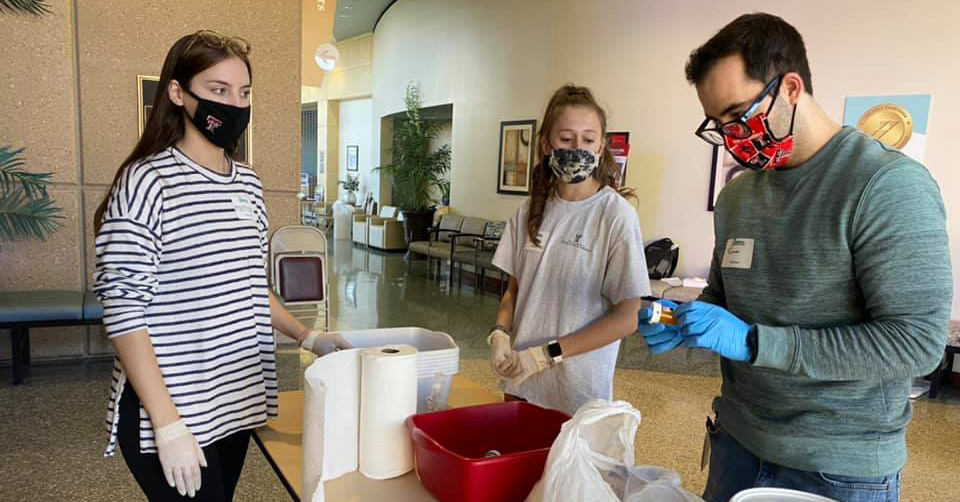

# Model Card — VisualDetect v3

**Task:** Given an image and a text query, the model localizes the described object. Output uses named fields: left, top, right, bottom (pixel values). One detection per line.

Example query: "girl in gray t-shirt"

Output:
left=490, top=85, right=651, bottom=414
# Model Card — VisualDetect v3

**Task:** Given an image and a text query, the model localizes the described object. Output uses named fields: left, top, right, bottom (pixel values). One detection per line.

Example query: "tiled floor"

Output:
left=2, top=242, right=958, bottom=501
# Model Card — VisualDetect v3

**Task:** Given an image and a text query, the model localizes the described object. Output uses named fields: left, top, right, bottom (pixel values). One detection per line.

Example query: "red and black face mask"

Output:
left=723, top=90, right=797, bottom=171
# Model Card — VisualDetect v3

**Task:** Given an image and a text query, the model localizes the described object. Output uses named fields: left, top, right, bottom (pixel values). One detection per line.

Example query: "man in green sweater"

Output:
left=638, top=13, right=952, bottom=502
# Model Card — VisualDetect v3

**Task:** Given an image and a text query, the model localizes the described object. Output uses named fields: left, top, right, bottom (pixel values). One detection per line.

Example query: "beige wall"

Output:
left=372, top=0, right=960, bottom=317
left=323, top=34, right=373, bottom=101
left=0, top=1, right=302, bottom=362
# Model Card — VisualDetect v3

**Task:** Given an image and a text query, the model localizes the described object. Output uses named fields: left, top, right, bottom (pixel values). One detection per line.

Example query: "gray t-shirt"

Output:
left=493, top=186, right=651, bottom=414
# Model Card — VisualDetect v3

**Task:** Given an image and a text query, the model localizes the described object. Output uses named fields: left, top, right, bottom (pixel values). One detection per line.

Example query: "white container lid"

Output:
left=730, top=488, right=838, bottom=502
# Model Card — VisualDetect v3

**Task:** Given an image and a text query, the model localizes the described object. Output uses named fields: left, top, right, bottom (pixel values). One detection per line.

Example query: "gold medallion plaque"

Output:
left=857, top=104, right=914, bottom=149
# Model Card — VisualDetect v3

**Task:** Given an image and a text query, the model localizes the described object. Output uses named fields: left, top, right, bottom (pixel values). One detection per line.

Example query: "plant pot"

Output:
left=402, top=209, right=436, bottom=244
left=344, top=191, right=357, bottom=205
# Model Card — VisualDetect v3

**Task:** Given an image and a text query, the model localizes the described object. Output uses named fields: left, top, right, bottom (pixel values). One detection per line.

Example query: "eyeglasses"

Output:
left=695, top=75, right=783, bottom=146
left=185, top=30, right=251, bottom=57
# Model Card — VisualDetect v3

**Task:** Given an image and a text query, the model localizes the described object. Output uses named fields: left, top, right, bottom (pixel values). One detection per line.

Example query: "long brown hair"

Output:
left=527, top=84, right=634, bottom=245
left=93, top=31, right=252, bottom=234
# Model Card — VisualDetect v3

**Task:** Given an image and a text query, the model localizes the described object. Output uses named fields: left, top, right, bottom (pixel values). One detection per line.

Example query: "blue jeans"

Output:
left=703, top=418, right=901, bottom=502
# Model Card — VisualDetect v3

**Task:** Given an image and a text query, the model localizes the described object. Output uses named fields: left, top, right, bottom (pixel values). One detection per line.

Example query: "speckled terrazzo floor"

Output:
left=2, top=243, right=958, bottom=501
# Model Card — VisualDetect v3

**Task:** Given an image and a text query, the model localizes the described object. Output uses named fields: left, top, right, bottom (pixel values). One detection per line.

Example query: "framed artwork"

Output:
left=606, top=131, right=630, bottom=188
left=137, top=74, right=253, bottom=164
left=708, top=146, right=747, bottom=211
left=497, top=119, right=536, bottom=195
left=843, top=94, right=932, bottom=162
left=346, top=145, right=359, bottom=172
left=137, top=75, right=160, bottom=137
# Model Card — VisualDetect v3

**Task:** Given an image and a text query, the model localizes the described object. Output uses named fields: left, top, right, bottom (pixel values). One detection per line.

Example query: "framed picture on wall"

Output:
left=497, top=119, right=536, bottom=195
left=606, top=131, right=630, bottom=189
left=137, top=74, right=253, bottom=164
left=137, top=75, right=160, bottom=137
left=708, top=145, right=747, bottom=211
left=346, top=145, right=359, bottom=172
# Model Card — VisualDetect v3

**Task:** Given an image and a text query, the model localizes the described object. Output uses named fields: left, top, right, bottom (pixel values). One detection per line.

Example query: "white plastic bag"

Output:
left=526, top=400, right=704, bottom=502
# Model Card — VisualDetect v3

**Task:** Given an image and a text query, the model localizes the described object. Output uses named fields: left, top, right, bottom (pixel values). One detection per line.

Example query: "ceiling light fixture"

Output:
left=314, top=43, right=340, bottom=71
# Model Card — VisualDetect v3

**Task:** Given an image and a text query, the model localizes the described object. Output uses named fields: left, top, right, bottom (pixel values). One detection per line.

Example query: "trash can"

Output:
left=332, top=201, right=355, bottom=241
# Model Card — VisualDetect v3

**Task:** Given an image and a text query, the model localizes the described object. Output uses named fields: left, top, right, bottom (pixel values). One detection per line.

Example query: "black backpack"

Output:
left=645, top=238, right=679, bottom=279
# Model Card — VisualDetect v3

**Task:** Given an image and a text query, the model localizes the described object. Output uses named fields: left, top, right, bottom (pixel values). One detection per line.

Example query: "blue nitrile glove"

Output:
left=637, top=299, right=682, bottom=354
left=676, top=301, right=752, bottom=362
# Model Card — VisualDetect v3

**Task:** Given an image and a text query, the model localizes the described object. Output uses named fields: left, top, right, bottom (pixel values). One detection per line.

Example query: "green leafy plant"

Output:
left=0, top=147, right=63, bottom=244
left=338, top=174, right=360, bottom=192
left=376, top=82, right=451, bottom=211
left=0, top=0, right=51, bottom=16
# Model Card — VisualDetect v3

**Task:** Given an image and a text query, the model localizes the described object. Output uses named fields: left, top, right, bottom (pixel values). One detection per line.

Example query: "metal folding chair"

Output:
left=269, top=226, right=330, bottom=338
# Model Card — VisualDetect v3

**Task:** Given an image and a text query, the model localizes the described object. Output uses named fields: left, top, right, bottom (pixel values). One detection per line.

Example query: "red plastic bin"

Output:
left=406, top=401, right=571, bottom=502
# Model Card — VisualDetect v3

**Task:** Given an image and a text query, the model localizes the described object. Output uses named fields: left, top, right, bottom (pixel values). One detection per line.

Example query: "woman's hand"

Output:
left=301, top=331, right=353, bottom=356
left=154, top=419, right=207, bottom=498
left=488, top=328, right=514, bottom=377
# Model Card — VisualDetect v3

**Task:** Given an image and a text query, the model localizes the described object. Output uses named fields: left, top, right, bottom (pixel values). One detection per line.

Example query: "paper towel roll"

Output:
left=359, top=345, right=419, bottom=479
left=302, top=349, right=362, bottom=499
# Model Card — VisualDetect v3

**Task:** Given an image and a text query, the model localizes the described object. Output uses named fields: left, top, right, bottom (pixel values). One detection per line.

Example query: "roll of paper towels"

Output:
left=302, top=345, right=419, bottom=500
left=303, top=349, right=362, bottom=499
left=359, top=345, right=418, bottom=479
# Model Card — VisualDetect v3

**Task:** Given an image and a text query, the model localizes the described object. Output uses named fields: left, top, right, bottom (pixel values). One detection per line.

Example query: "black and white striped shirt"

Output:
left=95, top=147, right=277, bottom=456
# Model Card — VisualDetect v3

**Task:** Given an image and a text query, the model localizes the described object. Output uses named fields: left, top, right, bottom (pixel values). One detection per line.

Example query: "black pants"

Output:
left=118, top=384, right=251, bottom=502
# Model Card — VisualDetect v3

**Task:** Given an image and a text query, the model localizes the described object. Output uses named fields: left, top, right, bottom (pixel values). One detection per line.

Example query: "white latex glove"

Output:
left=301, top=331, right=353, bottom=356
left=154, top=419, right=207, bottom=498
left=504, top=346, right=553, bottom=386
left=488, top=329, right=513, bottom=378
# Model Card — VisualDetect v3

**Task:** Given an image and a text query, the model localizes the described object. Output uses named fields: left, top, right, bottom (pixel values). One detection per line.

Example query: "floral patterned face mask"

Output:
left=547, top=148, right=600, bottom=184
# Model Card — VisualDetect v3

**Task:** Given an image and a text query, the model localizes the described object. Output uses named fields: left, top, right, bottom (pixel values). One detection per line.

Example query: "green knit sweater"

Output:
left=700, top=126, right=952, bottom=477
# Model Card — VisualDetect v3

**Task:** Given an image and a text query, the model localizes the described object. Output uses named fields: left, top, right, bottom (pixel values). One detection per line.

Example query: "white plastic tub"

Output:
left=340, top=327, right=460, bottom=412
left=730, top=488, right=838, bottom=502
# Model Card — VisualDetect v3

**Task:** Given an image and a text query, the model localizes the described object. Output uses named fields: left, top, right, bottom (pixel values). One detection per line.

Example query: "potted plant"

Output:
left=376, top=82, right=452, bottom=243
left=338, top=174, right=360, bottom=205
left=0, top=146, right=63, bottom=249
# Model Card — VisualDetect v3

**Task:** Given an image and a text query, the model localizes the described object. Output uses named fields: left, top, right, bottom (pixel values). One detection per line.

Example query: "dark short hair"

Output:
left=685, top=12, right=813, bottom=95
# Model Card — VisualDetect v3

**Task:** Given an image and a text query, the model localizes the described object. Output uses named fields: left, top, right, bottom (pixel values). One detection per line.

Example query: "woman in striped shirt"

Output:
left=93, top=31, right=349, bottom=501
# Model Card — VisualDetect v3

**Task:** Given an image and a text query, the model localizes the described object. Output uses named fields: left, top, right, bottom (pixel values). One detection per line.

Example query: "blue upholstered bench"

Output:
left=0, top=291, right=103, bottom=385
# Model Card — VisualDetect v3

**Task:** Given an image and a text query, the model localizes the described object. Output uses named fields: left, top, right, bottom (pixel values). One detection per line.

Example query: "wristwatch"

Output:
left=546, top=340, right=564, bottom=364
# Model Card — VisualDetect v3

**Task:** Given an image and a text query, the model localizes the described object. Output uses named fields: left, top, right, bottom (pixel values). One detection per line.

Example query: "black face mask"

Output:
left=183, top=88, right=250, bottom=149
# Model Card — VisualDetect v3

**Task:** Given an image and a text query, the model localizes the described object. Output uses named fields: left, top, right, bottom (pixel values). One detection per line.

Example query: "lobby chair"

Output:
left=446, top=217, right=492, bottom=288
left=368, top=206, right=406, bottom=251
left=408, top=214, right=463, bottom=282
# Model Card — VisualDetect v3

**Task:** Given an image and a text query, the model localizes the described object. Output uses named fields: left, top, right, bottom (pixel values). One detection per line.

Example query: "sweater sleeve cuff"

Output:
left=752, top=324, right=800, bottom=372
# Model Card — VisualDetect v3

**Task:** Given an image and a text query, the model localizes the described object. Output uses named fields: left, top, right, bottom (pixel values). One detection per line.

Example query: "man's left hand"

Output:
left=677, top=301, right=752, bottom=362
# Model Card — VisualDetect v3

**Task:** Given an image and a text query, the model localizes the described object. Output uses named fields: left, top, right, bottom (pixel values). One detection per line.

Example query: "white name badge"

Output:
left=232, top=196, right=256, bottom=220
left=721, top=238, right=754, bottom=269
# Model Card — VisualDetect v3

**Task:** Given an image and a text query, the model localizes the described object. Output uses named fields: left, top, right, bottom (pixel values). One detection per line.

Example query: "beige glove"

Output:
left=488, top=329, right=514, bottom=378
left=301, top=331, right=353, bottom=356
left=504, top=346, right=553, bottom=386
left=154, top=419, right=207, bottom=498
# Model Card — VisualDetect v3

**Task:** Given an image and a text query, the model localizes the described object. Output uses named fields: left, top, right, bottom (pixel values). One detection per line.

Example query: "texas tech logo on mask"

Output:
left=205, top=115, right=223, bottom=133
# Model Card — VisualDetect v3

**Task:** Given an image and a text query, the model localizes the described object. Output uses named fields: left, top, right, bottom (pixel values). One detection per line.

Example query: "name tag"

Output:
left=523, top=231, right=550, bottom=251
left=721, top=238, right=754, bottom=269
left=232, top=196, right=256, bottom=221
